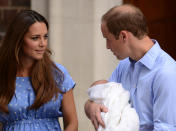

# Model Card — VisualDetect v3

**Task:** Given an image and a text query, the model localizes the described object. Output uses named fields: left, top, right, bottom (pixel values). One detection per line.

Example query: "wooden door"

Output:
left=124, top=0, right=176, bottom=60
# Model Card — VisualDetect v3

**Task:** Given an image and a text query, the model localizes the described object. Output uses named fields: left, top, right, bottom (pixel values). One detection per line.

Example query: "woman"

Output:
left=0, top=10, right=78, bottom=131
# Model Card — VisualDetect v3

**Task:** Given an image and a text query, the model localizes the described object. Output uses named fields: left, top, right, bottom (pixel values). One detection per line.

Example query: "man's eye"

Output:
left=44, top=34, right=48, bottom=39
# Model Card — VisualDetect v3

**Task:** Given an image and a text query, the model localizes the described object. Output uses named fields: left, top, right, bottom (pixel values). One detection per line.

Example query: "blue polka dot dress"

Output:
left=0, top=64, right=75, bottom=131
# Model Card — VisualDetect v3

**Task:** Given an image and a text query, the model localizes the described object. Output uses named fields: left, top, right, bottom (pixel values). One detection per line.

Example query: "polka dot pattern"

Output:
left=0, top=64, right=75, bottom=131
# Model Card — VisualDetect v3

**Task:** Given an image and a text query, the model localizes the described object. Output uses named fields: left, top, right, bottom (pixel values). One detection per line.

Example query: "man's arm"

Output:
left=153, top=68, right=176, bottom=130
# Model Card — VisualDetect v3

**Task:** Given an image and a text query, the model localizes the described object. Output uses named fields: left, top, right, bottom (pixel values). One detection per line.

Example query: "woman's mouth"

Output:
left=35, top=50, right=45, bottom=54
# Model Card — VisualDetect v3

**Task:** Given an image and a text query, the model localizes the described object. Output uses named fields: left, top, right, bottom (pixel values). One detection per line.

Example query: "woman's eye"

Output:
left=31, top=36, right=39, bottom=40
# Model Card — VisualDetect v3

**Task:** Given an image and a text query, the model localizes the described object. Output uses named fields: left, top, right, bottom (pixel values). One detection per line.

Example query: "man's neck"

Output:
left=128, top=35, right=154, bottom=61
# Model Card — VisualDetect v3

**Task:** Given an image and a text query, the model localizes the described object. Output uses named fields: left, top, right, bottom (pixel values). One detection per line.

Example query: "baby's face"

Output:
left=91, top=80, right=108, bottom=87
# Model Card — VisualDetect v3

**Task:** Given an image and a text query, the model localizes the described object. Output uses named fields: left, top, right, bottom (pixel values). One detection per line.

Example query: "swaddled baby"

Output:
left=88, top=80, right=139, bottom=131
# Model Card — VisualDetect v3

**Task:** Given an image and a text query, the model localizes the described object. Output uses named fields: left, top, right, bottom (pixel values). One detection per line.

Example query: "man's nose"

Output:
left=106, top=42, right=110, bottom=49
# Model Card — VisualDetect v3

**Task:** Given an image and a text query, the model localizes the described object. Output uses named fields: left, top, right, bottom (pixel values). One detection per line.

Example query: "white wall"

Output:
left=31, top=0, right=122, bottom=130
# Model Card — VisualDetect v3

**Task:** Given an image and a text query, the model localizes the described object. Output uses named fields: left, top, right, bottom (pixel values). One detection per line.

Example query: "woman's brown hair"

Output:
left=0, top=10, right=64, bottom=113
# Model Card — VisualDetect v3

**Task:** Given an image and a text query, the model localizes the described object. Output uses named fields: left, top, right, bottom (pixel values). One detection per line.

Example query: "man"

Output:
left=85, top=4, right=176, bottom=131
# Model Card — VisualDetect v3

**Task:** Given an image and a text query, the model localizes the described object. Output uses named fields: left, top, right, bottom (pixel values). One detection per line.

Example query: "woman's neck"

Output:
left=16, top=69, right=30, bottom=77
left=16, top=59, right=35, bottom=77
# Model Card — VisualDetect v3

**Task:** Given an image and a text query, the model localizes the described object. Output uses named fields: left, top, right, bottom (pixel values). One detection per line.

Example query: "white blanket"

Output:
left=88, top=82, right=139, bottom=131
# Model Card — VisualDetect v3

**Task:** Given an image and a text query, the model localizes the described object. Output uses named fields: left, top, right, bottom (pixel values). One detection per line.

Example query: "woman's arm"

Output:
left=62, top=89, right=78, bottom=131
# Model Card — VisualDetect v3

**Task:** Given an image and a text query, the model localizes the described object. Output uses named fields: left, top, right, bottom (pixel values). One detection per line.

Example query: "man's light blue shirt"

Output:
left=109, top=40, right=176, bottom=131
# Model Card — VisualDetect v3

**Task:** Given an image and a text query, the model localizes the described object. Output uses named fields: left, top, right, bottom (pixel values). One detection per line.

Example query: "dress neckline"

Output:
left=16, top=77, right=30, bottom=80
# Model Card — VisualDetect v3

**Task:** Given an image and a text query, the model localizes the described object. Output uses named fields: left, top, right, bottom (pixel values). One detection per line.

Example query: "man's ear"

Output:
left=119, top=30, right=128, bottom=42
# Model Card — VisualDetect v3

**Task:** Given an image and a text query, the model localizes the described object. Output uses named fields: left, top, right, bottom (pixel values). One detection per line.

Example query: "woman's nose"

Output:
left=39, top=38, right=45, bottom=46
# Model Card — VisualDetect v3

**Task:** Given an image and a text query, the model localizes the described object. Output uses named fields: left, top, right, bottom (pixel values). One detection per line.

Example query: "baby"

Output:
left=88, top=80, right=139, bottom=131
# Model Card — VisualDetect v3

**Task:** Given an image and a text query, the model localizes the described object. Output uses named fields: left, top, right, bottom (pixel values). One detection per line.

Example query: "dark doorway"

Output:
left=124, top=0, right=176, bottom=60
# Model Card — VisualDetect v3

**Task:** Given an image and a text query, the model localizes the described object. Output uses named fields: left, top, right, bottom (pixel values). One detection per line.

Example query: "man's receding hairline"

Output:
left=112, top=4, right=139, bottom=16
left=102, top=4, right=140, bottom=21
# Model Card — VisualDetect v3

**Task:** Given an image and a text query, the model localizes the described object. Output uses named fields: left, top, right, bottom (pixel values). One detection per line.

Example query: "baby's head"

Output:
left=91, top=80, right=108, bottom=87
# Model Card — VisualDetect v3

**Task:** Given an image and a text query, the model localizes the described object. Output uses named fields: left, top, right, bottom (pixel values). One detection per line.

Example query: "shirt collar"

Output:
left=138, top=39, right=161, bottom=70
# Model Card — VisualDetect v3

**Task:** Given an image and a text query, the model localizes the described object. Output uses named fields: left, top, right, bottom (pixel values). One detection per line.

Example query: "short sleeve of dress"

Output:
left=55, top=63, right=75, bottom=93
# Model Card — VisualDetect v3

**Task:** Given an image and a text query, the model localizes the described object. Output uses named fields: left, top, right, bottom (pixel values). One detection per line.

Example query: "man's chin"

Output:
left=115, top=55, right=125, bottom=60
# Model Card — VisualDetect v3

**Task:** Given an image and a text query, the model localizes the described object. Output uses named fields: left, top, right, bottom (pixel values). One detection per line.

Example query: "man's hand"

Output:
left=84, top=100, right=108, bottom=131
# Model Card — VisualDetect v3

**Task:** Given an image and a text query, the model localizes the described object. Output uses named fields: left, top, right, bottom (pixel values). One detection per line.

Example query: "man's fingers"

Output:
left=96, top=113, right=105, bottom=128
left=87, top=102, right=108, bottom=130
left=94, top=105, right=107, bottom=128
left=100, top=105, right=108, bottom=113
left=97, top=105, right=108, bottom=128
left=91, top=119, right=98, bottom=131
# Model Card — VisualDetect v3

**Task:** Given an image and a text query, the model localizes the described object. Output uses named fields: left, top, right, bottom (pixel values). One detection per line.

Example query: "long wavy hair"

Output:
left=0, top=10, right=64, bottom=113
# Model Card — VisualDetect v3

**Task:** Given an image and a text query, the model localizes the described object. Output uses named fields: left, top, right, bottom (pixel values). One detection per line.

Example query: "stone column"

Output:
left=48, top=0, right=63, bottom=63
left=31, top=0, right=48, bottom=19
